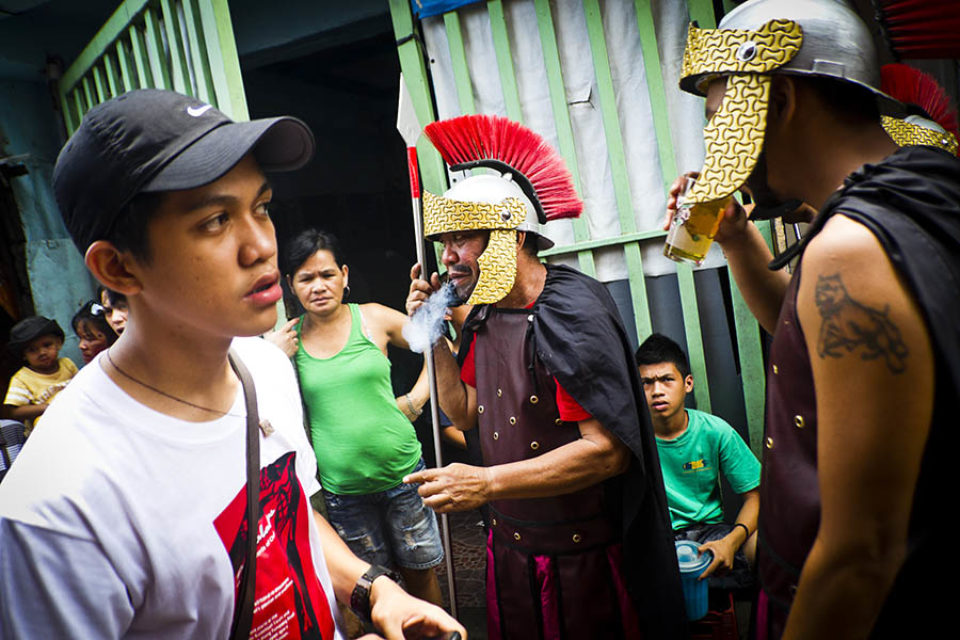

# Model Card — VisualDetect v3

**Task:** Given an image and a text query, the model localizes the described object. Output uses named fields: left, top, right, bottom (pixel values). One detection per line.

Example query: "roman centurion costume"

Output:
left=679, top=0, right=960, bottom=637
left=420, top=115, right=685, bottom=639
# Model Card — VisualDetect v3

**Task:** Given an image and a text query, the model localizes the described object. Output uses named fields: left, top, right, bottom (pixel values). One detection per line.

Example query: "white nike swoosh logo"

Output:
left=186, top=105, right=213, bottom=117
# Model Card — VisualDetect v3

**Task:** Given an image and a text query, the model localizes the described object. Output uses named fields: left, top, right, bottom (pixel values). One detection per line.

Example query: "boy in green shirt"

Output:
left=636, top=333, right=760, bottom=588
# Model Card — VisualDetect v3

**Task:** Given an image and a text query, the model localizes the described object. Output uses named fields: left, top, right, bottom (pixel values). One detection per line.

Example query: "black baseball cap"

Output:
left=53, top=89, right=315, bottom=253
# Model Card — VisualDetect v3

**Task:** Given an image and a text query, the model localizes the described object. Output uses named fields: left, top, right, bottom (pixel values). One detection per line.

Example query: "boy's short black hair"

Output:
left=6, top=316, right=65, bottom=360
left=102, top=192, right=167, bottom=263
left=635, top=333, right=691, bottom=379
left=96, top=285, right=128, bottom=308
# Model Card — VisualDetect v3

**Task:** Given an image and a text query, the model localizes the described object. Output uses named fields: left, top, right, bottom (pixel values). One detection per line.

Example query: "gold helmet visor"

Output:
left=680, top=19, right=803, bottom=205
left=423, top=190, right=525, bottom=305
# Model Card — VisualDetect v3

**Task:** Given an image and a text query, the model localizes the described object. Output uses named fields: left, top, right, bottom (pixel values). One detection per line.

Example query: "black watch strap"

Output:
left=350, top=564, right=396, bottom=622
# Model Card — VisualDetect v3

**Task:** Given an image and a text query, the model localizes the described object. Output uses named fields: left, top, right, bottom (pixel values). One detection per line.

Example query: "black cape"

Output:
left=770, top=145, right=960, bottom=636
left=461, top=264, right=687, bottom=639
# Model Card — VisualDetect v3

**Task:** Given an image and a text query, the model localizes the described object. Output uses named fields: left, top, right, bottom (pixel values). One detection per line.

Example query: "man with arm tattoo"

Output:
left=671, top=1, right=960, bottom=637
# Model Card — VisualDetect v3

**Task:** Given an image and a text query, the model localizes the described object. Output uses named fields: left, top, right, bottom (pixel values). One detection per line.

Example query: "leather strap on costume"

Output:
left=227, top=350, right=261, bottom=640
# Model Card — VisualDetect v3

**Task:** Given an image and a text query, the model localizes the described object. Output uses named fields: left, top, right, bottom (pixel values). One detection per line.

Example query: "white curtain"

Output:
left=421, top=0, right=724, bottom=280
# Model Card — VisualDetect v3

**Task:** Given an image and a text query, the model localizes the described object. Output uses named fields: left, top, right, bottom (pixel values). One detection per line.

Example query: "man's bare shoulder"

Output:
left=797, top=213, right=928, bottom=376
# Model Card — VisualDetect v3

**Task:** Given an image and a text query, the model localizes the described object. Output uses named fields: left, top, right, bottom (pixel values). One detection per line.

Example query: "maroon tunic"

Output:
left=756, top=266, right=819, bottom=638
left=474, top=308, right=640, bottom=640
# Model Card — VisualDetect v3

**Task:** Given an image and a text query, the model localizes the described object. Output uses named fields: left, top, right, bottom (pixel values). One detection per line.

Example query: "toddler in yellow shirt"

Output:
left=3, top=316, right=78, bottom=435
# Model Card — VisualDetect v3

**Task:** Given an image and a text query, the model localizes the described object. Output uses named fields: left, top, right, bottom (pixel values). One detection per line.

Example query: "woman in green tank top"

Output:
left=282, top=229, right=443, bottom=607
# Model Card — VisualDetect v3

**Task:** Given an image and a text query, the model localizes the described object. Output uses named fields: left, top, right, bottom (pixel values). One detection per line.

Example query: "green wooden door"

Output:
left=58, top=0, right=247, bottom=134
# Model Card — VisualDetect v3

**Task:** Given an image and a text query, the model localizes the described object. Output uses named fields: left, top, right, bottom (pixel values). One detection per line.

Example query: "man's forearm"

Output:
left=721, top=223, right=790, bottom=334
left=311, top=509, right=370, bottom=604
left=783, top=537, right=904, bottom=640
left=732, top=489, right=759, bottom=541
left=485, top=425, right=629, bottom=501
left=430, top=341, right=475, bottom=430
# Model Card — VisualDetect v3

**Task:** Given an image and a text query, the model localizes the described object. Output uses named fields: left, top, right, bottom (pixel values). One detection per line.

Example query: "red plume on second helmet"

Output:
left=881, top=63, right=960, bottom=145
left=423, top=114, right=583, bottom=223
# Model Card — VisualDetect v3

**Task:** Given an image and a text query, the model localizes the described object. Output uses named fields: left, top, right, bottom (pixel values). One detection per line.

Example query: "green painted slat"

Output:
left=532, top=0, right=596, bottom=278
left=103, top=53, right=121, bottom=96
left=115, top=40, right=136, bottom=91
left=755, top=219, right=774, bottom=251
left=61, top=87, right=79, bottom=135
left=82, top=77, right=96, bottom=113
left=129, top=24, right=154, bottom=88
left=688, top=0, right=718, bottom=28
left=73, top=87, right=87, bottom=115
left=582, top=0, right=653, bottom=342
left=487, top=0, right=523, bottom=122
left=443, top=12, right=475, bottom=115
left=182, top=0, right=217, bottom=104
left=633, top=0, right=678, bottom=187
left=729, top=272, right=765, bottom=455
left=624, top=246, right=653, bottom=339
left=197, top=0, right=248, bottom=119
left=160, top=0, right=191, bottom=95
left=144, top=8, right=173, bottom=90
left=676, top=263, right=711, bottom=412
left=92, top=65, right=109, bottom=102
left=59, top=0, right=151, bottom=93
left=388, top=0, right=448, bottom=272
left=540, top=227, right=665, bottom=256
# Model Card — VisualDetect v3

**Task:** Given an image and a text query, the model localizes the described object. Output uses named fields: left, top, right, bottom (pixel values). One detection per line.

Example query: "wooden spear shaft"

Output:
left=397, top=74, right=458, bottom=617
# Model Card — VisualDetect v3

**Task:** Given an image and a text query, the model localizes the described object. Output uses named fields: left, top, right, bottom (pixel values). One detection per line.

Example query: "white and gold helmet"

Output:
left=679, top=0, right=906, bottom=209
left=422, top=115, right=582, bottom=305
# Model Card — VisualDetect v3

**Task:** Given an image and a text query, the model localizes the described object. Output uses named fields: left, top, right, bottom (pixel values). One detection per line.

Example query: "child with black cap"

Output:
left=0, top=89, right=464, bottom=640
left=2, top=315, right=78, bottom=435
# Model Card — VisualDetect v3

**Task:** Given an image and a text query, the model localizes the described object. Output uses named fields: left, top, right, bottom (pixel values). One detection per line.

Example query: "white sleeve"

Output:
left=0, top=519, right=132, bottom=639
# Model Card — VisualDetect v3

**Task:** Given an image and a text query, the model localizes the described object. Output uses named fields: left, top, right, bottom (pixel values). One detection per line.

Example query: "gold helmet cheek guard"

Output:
left=680, top=19, right=804, bottom=206
left=422, top=190, right=526, bottom=305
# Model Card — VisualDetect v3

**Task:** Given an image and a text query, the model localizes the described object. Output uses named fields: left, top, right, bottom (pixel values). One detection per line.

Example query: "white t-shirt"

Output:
left=0, top=337, right=345, bottom=640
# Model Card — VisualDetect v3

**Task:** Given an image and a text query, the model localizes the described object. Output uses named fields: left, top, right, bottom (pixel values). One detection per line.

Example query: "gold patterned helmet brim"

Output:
left=423, top=190, right=525, bottom=238
left=679, top=19, right=802, bottom=205
left=686, top=74, right=771, bottom=205
left=423, top=190, right=523, bottom=305
left=681, top=19, right=803, bottom=96
left=882, top=116, right=959, bottom=156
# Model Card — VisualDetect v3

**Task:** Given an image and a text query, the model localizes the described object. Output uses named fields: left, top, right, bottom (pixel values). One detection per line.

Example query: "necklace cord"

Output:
left=105, top=349, right=228, bottom=415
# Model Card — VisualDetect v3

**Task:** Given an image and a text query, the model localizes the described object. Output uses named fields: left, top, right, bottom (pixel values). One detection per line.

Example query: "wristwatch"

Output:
left=350, top=564, right=398, bottom=622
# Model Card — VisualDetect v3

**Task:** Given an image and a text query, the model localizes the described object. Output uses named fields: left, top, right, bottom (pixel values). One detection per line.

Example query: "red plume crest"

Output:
left=424, top=114, right=583, bottom=221
left=881, top=63, right=959, bottom=143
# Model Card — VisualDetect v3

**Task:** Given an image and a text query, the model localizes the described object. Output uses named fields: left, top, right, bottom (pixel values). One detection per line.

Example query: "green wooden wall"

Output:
left=388, top=0, right=772, bottom=454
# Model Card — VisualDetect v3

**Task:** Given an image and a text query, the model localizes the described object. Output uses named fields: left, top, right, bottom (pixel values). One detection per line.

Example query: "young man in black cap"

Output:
left=0, top=90, right=465, bottom=640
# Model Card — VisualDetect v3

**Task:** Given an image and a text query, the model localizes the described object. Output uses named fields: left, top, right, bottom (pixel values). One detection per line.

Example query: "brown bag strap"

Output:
left=227, top=349, right=260, bottom=640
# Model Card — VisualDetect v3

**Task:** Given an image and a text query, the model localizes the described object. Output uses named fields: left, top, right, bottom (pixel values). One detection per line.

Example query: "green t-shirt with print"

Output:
left=656, top=408, right=760, bottom=530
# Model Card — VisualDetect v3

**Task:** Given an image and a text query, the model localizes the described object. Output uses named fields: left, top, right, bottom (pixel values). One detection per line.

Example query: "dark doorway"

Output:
left=242, top=26, right=444, bottom=464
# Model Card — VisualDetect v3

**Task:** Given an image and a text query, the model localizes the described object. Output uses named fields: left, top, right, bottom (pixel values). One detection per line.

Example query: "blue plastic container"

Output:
left=675, top=540, right=713, bottom=621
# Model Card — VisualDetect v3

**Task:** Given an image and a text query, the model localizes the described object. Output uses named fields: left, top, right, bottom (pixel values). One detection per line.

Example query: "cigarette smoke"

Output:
left=403, top=282, right=459, bottom=354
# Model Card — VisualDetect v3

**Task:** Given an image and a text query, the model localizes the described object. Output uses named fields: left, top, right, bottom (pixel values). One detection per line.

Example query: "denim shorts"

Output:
left=322, top=459, right=444, bottom=571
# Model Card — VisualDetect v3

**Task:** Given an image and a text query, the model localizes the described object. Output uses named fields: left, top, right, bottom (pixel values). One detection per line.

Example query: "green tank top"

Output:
left=295, top=304, right=421, bottom=494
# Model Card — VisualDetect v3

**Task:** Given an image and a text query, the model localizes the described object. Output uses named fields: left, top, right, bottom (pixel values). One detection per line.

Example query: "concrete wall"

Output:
left=0, top=78, right=92, bottom=364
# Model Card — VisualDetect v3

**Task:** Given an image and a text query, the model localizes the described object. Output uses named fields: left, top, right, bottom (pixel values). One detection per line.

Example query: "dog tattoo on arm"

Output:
left=814, top=273, right=909, bottom=374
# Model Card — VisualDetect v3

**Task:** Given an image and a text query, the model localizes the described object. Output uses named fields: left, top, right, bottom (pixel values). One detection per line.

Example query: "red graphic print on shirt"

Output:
left=215, top=452, right=335, bottom=640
